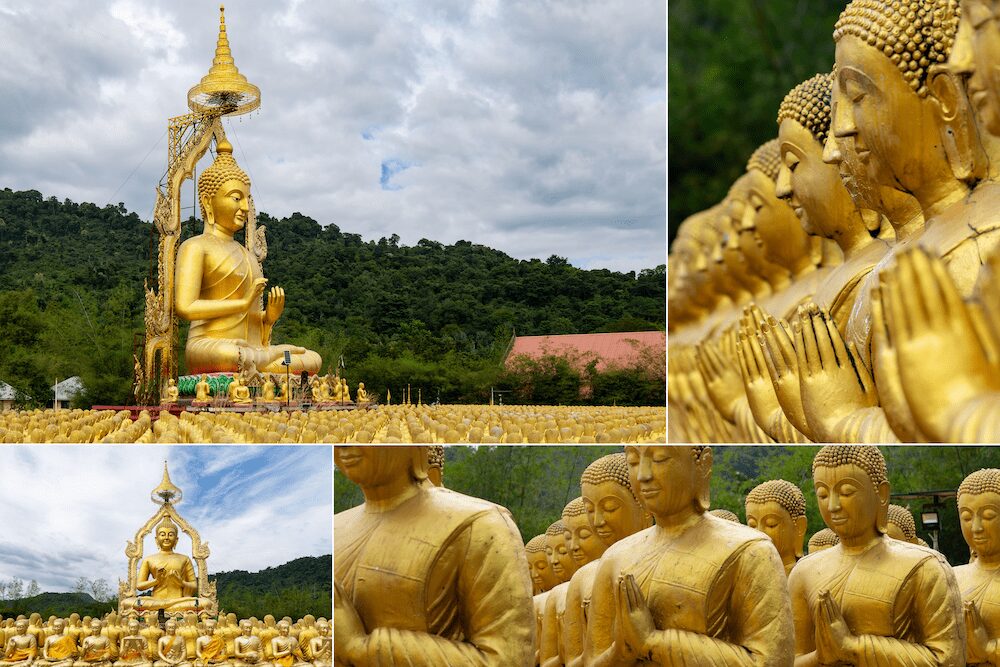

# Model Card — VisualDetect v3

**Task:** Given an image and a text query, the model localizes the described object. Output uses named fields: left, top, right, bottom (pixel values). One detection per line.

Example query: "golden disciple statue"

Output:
left=153, top=622, right=190, bottom=667
left=308, top=622, right=330, bottom=667
left=38, top=620, right=75, bottom=667
left=268, top=623, right=306, bottom=667
left=114, top=620, right=150, bottom=667
left=745, top=479, right=808, bottom=576
left=174, top=139, right=321, bottom=376
left=788, top=446, right=964, bottom=665
left=194, top=622, right=226, bottom=667
left=0, top=619, right=37, bottom=667
left=886, top=504, right=929, bottom=547
left=586, top=446, right=793, bottom=665
left=955, top=469, right=1000, bottom=664
left=232, top=621, right=264, bottom=667
left=194, top=375, right=212, bottom=403
left=334, top=446, right=535, bottom=666
left=76, top=621, right=112, bottom=667
left=562, top=452, right=649, bottom=667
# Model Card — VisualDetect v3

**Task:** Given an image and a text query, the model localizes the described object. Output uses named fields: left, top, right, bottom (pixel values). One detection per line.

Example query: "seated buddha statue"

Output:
left=194, top=375, right=212, bottom=403
left=227, top=377, right=251, bottom=405
left=586, top=446, right=793, bottom=665
left=152, top=621, right=189, bottom=667
left=954, top=469, right=1000, bottom=664
left=174, top=139, right=321, bottom=376
left=260, top=377, right=275, bottom=402
left=267, top=624, right=306, bottom=667
left=162, top=381, right=180, bottom=405
left=114, top=621, right=150, bottom=667
left=307, top=623, right=330, bottom=667
left=0, top=619, right=37, bottom=667
left=788, top=446, right=964, bottom=664
left=355, top=383, right=369, bottom=404
left=562, top=452, right=650, bottom=667
left=334, top=446, right=535, bottom=666
left=745, top=479, right=808, bottom=576
left=38, top=620, right=75, bottom=667
left=74, top=622, right=111, bottom=667
left=231, top=621, right=264, bottom=667
left=340, top=379, right=351, bottom=403
left=193, top=622, right=226, bottom=667
left=122, top=517, right=212, bottom=614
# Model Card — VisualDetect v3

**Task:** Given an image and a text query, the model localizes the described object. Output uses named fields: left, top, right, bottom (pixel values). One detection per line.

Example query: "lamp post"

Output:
left=281, top=351, right=291, bottom=408
left=921, top=506, right=941, bottom=551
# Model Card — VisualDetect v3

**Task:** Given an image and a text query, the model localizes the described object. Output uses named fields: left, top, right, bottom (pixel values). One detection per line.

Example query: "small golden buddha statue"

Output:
left=255, top=619, right=276, bottom=661
left=231, top=621, right=264, bottom=667
left=309, top=377, right=325, bottom=403
left=307, top=623, right=329, bottom=667
left=139, top=616, right=161, bottom=660
left=261, top=377, right=275, bottom=402
left=953, top=469, right=1000, bottom=664
left=709, top=508, right=740, bottom=522
left=162, top=380, right=180, bottom=405
left=131, top=517, right=211, bottom=614
left=194, top=376, right=212, bottom=403
left=292, top=618, right=315, bottom=660
left=355, top=383, right=369, bottom=404
left=228, top=377, right=252, bottom=405
left=886, top=504, right=925, bottom=546
left=101, top=616, right=123, bottom=660
left=328, top=377, right=340, bottom=403
left=174, top=139, right=321, bottom=376
left=152, top=622, right=189, bottom=667
left=334, top=446, right=535, bottom=666
left=788, top=446, right=964, bottom=664
left=114, top=620, right=150, bottom=667
left=64, top=617, right=83, bottom=650
left=807, top=528, right=840, bottom=553
left=176, top=617, right=198, bottom=661
left=586, top=446, right=793, bottom=665
left=75, top=622, right=112, bottom=667
left=340, top=379, right=351, bottom=403
left=267, top=624, right=305, bottom=667
left=0, top=619, right=37, bottom=667
left=38, top=620, right=76, bottom=667
left=745, top=479, right=808, bottom=576
left=193, top=622, right=227, bottom=667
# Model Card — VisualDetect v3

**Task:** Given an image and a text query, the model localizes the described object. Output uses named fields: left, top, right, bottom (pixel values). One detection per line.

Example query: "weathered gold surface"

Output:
left=788, top=446, right=964, bottom=665
left=333, top=446, right=535, bottom=666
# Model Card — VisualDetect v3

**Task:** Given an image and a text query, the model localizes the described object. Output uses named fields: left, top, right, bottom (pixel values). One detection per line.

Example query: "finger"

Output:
left=897, top=252, right=926, bottom=334
left=770, top=316, right=797, bottom=368
left=884, top=270, right=910, bottom=343
left=849, top=341, right=876, bottom=401
left=760, top=332, right=781, bottom=383
left=736, top=333, right=753, bottom=384
left=761, top=324, right=788, bottom=377
left=969, top=302, right=1000, bottom=367
left=810, top=308, right=838, bottom=370
left=748, top=328, right=768, bottom=379
left=927, top=250, right=964, bottom=320
left=793, top=315, right=812, bottom=377
left=910, top=249, right=947, bottom=326
left=871, top=285, right=890, bottom=350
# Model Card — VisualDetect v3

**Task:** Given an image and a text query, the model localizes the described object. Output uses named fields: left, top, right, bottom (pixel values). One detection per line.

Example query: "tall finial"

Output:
left=151, top=460, right=184, bottom=506
left=187, top=5, right=260, bottom=116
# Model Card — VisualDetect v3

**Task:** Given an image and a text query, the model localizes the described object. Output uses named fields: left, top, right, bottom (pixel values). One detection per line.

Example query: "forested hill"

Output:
left=0, top=188, right=665, bottom=406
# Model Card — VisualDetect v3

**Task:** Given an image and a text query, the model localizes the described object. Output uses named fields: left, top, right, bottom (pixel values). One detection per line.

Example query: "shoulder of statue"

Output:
left=423, top=486, right=502, bottom=516
left=701, top=514, right=772, bottom=551
left=879, top=538, right=943, bottom=571
left=569, top=560, right=600, bottom=589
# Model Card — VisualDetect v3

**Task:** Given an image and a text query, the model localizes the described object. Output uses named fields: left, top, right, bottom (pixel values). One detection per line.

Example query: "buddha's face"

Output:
left=544, top=532, right=576, bottom=582
left=208, top=178, right=250, bottom=234
left=960, top=491, right=1000, bottom=560
left=90, top=621, right=101, bottom=636
left=564, top=511, right=605, bottom=565
left=833, top=35, right=939, bottom=197
left=165, top=622, right=176, bottom=636
left=952, top=0, right=1000, bottom=135
left=157, top=525, right=178, bottom=551
left=53, top=619, right=65, bottom=634
left=128, top=620, right=139, bottom=635
left=745, top=500, right=806, bottom=562
left=240, top=621, right=252, bottom=636
left=581, top=479, right=644, bottom=545
left=15, top=620, right=27, bottom=635
left=334, top=446, right=413, bottom=488
left=626, top=446, right=710, bottom=521
left=813, top=463, right=888, bottom=541
left=277, top=623, right=289, bottom=637
left=527, top=549, right=557, bottom=593
left=737, top=169, right=809, bottom=268
left=317, top=622, right=329, bottom=637
left=778, top=119, right=856, bottom=239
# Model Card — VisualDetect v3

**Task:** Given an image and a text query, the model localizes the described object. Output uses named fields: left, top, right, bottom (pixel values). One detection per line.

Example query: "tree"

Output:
left=25, top=580, right=40, bottom=598
left=8, top=578, right=23, bottom=600
left=89, top=578, right=111, bottom=603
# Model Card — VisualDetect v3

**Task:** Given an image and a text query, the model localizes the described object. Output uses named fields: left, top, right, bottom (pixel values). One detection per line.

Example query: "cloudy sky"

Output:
left=0, top=0, right=665, bottom=273
left=0, top=445, right=331, bottom=594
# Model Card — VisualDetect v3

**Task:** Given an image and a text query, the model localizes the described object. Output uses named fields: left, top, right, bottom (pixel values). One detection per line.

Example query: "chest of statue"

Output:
left=961, top=566, right=1000, bottom=640
left=201, top=239, right=257, bottom=297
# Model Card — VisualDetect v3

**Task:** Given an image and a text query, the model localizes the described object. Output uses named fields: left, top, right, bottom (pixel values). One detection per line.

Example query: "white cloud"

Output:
left=0, top=445, right=331, bottom=594
left=0, top=0, right=665, bottom=273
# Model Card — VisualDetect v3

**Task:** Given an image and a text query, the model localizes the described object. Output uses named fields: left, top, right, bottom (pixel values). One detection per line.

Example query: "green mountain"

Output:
left=0, top=188, right=665, bottom=407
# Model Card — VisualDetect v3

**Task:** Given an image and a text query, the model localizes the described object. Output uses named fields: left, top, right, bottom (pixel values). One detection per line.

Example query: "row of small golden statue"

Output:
left=0, top=614, right=330, bottom=667
left=669, top=0, right=1000, bottom=442
left=334, top=444, right=1000, bottom=665
left=159, top=374, right=370, bottom=407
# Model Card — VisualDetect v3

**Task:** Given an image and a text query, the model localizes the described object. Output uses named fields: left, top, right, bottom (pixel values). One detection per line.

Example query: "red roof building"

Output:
left=505, top=331, right=666, bottom=374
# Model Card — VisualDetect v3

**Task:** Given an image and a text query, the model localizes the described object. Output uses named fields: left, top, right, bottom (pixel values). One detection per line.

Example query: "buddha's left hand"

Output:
left=964, top=600, right=991, bottom=664
left=815, top=590, right=858, bottom=664
left=615, top=574, right=654, bottom=661
left=263, top=287, right=286, bottom=325
left=333, top=581, right=365, bottom=663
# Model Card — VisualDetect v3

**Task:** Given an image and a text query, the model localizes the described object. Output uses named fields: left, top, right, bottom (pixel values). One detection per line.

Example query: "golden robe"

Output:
left=45, top=636, right=76, bottom=660
left=955, top=560, right=1000, bottom=665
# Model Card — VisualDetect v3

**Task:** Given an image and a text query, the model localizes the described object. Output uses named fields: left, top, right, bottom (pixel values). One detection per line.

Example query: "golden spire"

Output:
left=151, top=460, right=184, bottom=506
left=187, top=5, right=261, bottom=116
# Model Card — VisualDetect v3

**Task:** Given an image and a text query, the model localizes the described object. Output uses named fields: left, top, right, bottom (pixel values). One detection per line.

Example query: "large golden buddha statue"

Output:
left=788, top=446, right=963, bottom=665
left=954, top=469, right=1000, bottom=664
left=745, top=479, right=808, bottom=576
left=333, top=446, right=534, bottom=666
left=174, top=140, right=321, bottom=376
left=586, top=446, right=793, bottom=665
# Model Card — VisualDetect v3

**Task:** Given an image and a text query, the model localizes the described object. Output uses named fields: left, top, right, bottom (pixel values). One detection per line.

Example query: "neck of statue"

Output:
left=653, top=504, right=703, bottom=538
left=362, top=478, right=421, bottom=513
left=838, top=528, right=882, bottom=554
left=976, top=552, right=1000, bottom=569
left=832, top=216, right=876, bottom=259
left=883, top=193, right=924, bottom=243
left=206, top=223, right=236, bottom=241
left=914, top=173, right=969, bottom=222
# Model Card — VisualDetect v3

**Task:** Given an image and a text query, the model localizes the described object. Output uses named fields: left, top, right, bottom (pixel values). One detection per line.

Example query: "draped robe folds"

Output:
left=587, top=513, right=793, bottom=666
left=81, top=640, right=112, bottom=664
left=198, top=637, right=227, bottom=664
left=334, top=485, right=536, bottom=667
left=955, top=561, right=1000, bottom=665
left=159, top=637, right=183, bottom=663
left=46, top=636, right=77, bottom=660
left=119, top=638, right=148, bottom=664
left=789, top=536, right=964, bottom=666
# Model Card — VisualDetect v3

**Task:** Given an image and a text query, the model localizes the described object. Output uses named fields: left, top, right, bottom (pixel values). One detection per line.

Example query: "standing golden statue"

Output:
left=334, top=446, right=535, bottom=666
left=955, top=469, right=1000, bottom=664
left=788, top=446, right=964, bottom=665
left=745, top=479, right=808, bottom=576
left=586, top=446, right=793, bottom=665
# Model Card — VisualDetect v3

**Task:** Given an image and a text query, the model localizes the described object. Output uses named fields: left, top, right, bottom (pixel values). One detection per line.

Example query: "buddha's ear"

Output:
left=694, top=446, right=712, bottom=513
left=928, top=64, right=986, bottom=183
left=794, top=515, right=808, bottom=559
left=200, top=195, right=214, bottom=226
left=876, top=479, right=891, bottom=534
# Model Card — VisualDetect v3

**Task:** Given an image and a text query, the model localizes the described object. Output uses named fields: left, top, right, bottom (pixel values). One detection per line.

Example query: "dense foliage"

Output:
left=0, top=188, right=665, bottom=407
left=669, top=0, right=847, bottom=244
left=0, top=556, right=331, bottom=619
